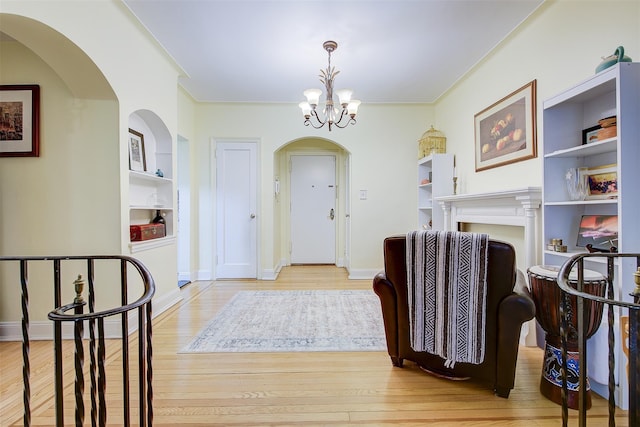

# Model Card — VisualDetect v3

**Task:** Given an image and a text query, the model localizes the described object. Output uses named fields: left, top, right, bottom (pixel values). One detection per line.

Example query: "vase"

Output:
left=565, top=168, right=588, bottom=201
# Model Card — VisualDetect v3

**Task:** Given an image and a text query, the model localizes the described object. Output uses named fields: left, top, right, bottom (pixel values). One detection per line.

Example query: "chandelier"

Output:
left=299, top=40, right=361, bottom=131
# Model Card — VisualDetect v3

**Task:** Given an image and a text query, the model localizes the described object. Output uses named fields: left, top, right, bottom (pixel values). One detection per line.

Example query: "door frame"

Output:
left=176, top=134, right=192, bottom=283
left=211, top=138, right=260, bottom=279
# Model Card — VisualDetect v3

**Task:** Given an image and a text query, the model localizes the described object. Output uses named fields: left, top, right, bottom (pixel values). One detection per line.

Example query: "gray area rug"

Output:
left=181, top=290, right=387, bottom=353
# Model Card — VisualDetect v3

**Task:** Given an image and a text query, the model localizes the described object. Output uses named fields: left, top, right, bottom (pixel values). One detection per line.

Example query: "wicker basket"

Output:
left=418, top=126, right=447, bottom=158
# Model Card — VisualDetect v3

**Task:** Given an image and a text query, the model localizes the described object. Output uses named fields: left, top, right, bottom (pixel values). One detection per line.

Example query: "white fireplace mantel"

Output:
left=436, top=187, right=542, bottom=268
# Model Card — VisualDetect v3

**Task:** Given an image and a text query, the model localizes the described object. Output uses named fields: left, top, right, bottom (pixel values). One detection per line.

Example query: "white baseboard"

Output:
left=347, top=268, right=381, bottom=280
left=0, top=289, right=183, bottom=342
left=261, top=261, right=282, bottom=281
left=197, top=269, right=211, bottom=281
left=0, top=318, right=130, bottom=342
left=152, top=287, right=183, bottom=319
left=177, top=271, right=191, bottom=281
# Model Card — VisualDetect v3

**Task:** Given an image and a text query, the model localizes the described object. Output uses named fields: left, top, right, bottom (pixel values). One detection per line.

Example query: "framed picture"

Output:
left=582, top=125, right=601, bottom=145
left=474, top=80, right=537, bottom=171
left=0, top=85, right=40, bottom=157
left=583, top=164, right=617, bottom=199
left=128, top=128, right=147, bottom=172
left=576, top=214, right=618, bottom=250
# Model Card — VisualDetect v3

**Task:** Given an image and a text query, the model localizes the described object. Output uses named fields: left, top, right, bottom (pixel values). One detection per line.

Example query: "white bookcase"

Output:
left=542, top=62, right=640, bottom=407
left=418, top=153, right=454, bottom=230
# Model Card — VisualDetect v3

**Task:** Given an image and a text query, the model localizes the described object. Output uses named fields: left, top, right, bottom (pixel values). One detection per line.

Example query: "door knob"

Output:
left=250, top=213, right=256, bottom=219
left=329, top=208, right=335, bottom=220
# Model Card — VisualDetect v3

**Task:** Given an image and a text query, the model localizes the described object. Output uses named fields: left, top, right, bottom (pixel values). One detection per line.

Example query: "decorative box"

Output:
left=130, top=223, right=166, bottom=241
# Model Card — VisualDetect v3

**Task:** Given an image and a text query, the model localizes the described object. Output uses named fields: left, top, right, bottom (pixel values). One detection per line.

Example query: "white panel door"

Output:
left=290, top=155, right=336, bottom=264
left=216, top=142, right=257, bottom=278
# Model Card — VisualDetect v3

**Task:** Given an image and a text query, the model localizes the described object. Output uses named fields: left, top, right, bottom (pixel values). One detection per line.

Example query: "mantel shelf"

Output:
left=436, top=187, right=542, bottom=269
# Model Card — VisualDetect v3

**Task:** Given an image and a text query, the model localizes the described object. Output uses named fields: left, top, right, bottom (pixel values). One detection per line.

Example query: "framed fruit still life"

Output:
left=474, top=80, right=537, bottom=171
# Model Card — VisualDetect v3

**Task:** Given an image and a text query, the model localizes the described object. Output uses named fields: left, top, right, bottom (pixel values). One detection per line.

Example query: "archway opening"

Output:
left=273, top=137, right=351, bottom=270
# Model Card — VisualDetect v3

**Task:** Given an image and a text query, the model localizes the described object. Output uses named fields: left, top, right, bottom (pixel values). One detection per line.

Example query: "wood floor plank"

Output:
left=0, top=265, right=630, bottom=426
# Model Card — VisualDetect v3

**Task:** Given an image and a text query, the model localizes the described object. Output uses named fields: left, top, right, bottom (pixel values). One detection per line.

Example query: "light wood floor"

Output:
left=0, top=265, right=629, bottom=426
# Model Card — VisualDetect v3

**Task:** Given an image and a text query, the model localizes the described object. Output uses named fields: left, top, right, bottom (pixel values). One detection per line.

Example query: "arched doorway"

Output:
left=274, top=138, right=351, bottom=268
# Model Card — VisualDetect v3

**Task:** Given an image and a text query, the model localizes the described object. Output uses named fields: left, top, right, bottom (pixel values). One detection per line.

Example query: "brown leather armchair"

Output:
left=373, top=235, right=535, bottom=398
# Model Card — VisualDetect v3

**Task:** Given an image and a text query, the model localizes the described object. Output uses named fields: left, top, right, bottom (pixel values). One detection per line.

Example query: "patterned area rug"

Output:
left=181, top=290, right=387, bottom=353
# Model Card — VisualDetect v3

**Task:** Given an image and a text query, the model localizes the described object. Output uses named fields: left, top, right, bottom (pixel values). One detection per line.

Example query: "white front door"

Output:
left=290, top=155, right=336, bottom=264
left=215, top=141, right=257, bottom=278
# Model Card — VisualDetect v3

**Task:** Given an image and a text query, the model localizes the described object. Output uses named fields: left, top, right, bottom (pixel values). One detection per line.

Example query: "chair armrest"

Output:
left=372, top=272, right=399, bottom=360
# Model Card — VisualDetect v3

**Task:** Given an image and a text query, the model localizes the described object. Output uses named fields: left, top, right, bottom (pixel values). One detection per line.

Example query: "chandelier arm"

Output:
left=331, top=108, right=354, bottom=128
left=332, top=117, right=356, bottom=129
left=305, top=109, right=327, bottom=129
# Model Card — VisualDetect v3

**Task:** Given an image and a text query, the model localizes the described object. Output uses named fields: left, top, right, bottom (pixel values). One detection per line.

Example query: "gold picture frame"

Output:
left=583, top=164, right=617, bottom=200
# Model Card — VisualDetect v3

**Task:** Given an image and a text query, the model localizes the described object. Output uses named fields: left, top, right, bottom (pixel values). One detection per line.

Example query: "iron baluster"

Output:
left=20, top=260, right=31, bottom=427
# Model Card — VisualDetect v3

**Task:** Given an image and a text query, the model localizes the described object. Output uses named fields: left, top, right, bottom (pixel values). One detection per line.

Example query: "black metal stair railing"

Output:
left=556, top=253, right=639, bottom=427
left=0, top=255, right=155, bottom=427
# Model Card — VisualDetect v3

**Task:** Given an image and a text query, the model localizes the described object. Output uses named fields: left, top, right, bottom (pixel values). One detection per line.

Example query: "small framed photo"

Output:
left=576, top=214, right=618, bottom=249
left=582, top=125, right=601, bottom=145
left=0, top=85, right=40, bottom=157
left=583, top=164, right=617, bottom=199
left=128, top=128, right=147, bottom=172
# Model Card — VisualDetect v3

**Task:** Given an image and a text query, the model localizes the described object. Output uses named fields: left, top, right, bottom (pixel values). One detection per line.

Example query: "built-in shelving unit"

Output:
left=128, top=110, right=175, bottom=252
left=417, top=153, right=454, bottom=230
left=542, top=62, right=640, bottom=407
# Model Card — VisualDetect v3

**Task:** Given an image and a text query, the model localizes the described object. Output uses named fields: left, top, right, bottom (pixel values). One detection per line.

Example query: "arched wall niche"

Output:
left=0, top=13, right=115, bottom=100
left=128, top=109, right=175, bottom=242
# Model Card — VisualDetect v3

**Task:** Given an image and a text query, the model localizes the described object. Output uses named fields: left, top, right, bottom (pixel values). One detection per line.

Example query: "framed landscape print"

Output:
left=474, top=80, right=537, bottom=171
left=0, top=85, right=40, bottom=157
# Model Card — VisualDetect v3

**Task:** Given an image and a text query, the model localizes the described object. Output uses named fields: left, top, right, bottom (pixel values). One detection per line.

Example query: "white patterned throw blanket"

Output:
left=406, top=230, right=489, bottom=367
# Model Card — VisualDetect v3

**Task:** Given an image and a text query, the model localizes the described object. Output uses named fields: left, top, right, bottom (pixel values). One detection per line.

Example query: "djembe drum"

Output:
left=527, top=265, right=607, bottom=409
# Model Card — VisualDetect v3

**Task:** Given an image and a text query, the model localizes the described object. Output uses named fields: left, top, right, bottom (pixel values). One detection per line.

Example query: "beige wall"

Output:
left=0, top=1, right=182, bottom=324
left=435, top=0, right=639, bottom=269
left=192, top=102, right=433, bottom=278
left=436, top=0, right=639, bottom=196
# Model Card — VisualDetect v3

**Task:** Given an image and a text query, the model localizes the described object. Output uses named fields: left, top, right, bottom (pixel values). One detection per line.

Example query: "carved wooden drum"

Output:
left=527, top=265, right=607, bottom=409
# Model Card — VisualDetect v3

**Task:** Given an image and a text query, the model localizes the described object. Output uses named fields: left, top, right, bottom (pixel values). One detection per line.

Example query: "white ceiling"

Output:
left=123, top=0, right=544, bottom=104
